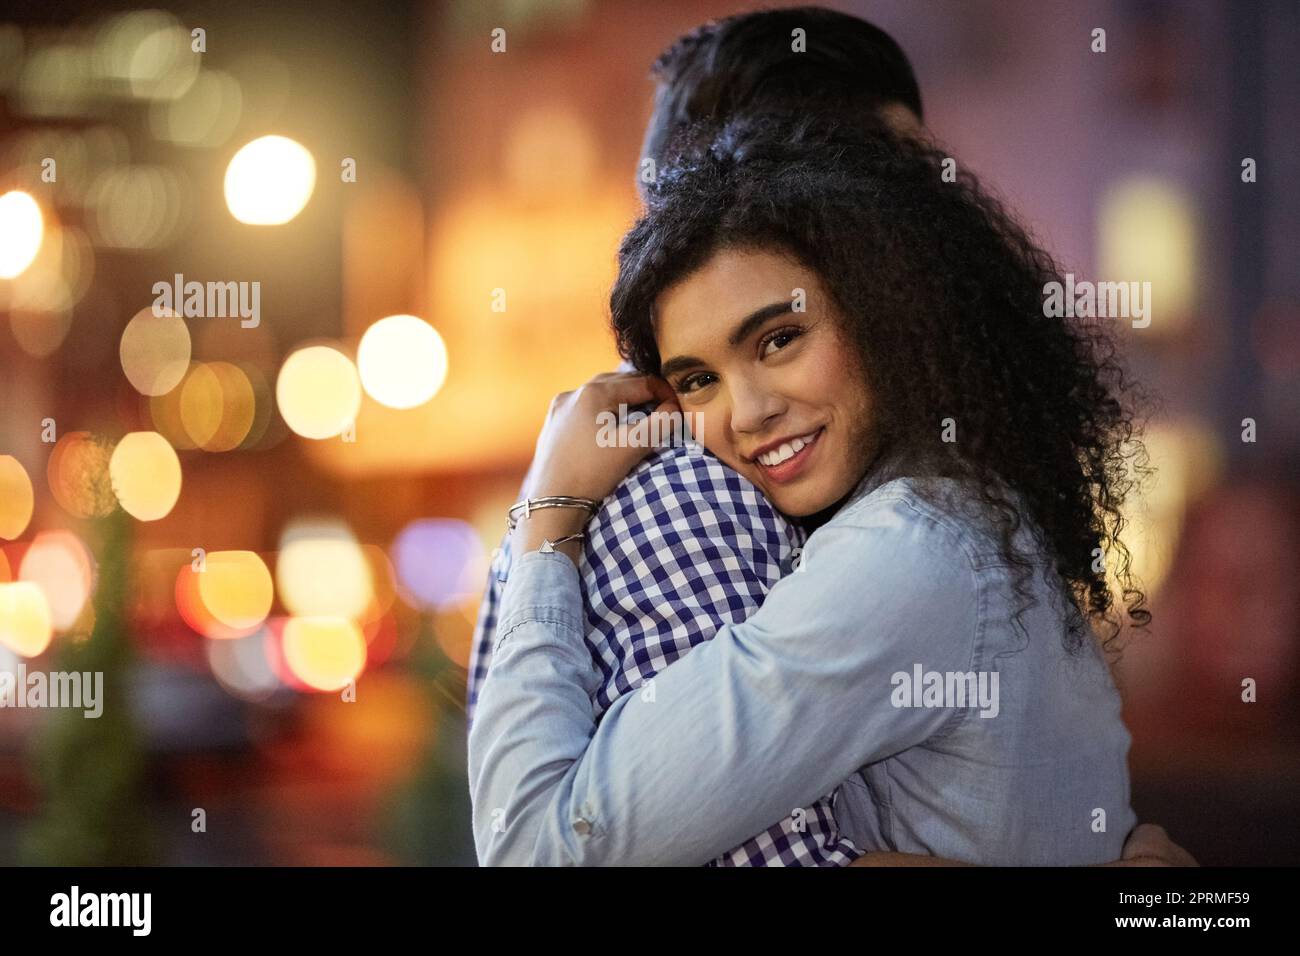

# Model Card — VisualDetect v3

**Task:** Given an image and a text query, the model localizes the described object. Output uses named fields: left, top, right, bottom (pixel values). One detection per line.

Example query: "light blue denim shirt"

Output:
left=468, top=459, right=1136, bottom=866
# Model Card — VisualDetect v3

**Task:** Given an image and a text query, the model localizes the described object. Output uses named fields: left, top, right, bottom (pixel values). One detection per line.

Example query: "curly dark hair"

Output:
left=609, top=112, right=1152, bottom=649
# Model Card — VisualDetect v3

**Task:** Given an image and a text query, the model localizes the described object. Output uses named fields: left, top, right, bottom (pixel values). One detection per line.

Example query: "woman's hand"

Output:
left=524, top=371, right=681, bottom=503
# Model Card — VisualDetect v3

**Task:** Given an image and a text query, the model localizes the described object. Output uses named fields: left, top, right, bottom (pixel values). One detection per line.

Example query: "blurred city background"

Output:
left=0, top=0, right=1296, bottom=865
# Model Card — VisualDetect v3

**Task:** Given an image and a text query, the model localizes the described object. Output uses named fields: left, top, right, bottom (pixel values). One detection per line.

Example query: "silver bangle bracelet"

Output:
left=506, top=495, right=599, bottom=531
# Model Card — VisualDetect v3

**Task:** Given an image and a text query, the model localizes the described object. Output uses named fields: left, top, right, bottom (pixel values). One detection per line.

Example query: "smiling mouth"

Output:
left=754, top=427, right=823, bottom=482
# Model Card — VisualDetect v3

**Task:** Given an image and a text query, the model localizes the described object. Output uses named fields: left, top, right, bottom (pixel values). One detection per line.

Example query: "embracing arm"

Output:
left=468, top=495, right=979, bottom=865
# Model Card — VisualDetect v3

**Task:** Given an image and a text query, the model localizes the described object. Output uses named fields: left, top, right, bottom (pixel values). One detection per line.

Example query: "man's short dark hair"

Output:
left=641, top=6, right=923, bottom=168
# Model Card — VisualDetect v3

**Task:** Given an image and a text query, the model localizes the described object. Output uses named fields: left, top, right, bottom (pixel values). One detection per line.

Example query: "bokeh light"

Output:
left=1098, top=176, right=1197, bottom=328
left=276, top=520, right=374, bottom=619
left=94, top=10, right=199, bottom=101
left=149, top=364, right=200, bottom=450
left=177, top=361, right=224, bottom=446
left=390, top=518, right=486, bottom=611
left=150, top=68, right=242, bottom=148
left=281, top=616, right=367, bottom=692
left=205, top=625, right=282, bottom=701
left=149, top=360, right=259, bottom=452
left=85, top=164, right=186, bottom=249
left=8, top=304, right=73, bottom=359
left=0, top=209, right=87, bottom=306
left=47, top=431, right=117, bottom=518
left=275, top=345, right=361, bottom=439
left=0, top=190, right=43, bottom=279
left=358, top=314, right=449, bottom=409
left=120, top=306, right=191, bottom=396
left=109, top=431, right=182, bottom=521
left=19, top=530, right=94, bottom=632
left=175, top=561, right=216, bottom=637
left=0, top=581, right=54, bottom=658
left=1114, top=422, right=1223, bottom=597
left=224, top=135, right=316, bottom=225
left=2, top=219, right=95, bottom=358
left=196, top=551, right=274, bottom=638
left=260, top=616, right=308, bottom=692
left=126, top=17, right=199, bottom=101
left=0, top=456, right=35, bottom=540
left=236, top=363, right=276, bottom=450
left=197, top=361, right=256, bottom=451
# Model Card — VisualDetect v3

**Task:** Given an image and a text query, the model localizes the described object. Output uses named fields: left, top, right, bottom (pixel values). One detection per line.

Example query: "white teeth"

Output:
left=758, top=430, right=820, bottom=467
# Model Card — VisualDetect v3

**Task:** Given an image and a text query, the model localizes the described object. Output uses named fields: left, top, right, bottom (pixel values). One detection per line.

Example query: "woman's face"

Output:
left=654, top=247, right=878, bottom=516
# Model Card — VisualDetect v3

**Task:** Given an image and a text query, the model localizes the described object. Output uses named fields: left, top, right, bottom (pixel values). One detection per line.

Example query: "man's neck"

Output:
left=790, top=497, right=844, bottom=534
left=784, top=441, right=905, bottom=534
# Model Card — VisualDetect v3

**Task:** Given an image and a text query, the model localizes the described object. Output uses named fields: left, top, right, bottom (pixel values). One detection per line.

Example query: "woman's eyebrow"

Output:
left=728, top=300, right=795, bottom=346
left=659, top=300, right=795, bottom=380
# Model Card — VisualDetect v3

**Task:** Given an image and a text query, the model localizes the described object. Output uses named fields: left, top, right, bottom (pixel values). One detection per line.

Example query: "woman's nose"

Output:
left=727, top=379, right=785, bottom=435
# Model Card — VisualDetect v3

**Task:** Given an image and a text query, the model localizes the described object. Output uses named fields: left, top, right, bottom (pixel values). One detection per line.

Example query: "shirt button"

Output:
left=573, top=818, right=592, bottom=836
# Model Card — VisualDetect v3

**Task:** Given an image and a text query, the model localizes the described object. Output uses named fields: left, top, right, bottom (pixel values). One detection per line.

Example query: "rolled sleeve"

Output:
left=492, top=551, right=587, bottom=656
left=469, top=550, right=605, bottom=865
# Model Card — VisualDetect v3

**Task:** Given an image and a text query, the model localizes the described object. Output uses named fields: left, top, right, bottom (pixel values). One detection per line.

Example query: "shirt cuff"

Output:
left=495, top=548, right=585, bottom=649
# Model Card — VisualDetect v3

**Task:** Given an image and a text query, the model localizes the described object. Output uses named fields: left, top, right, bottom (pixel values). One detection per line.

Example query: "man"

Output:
left=467, top=6, right=1188, bottom=867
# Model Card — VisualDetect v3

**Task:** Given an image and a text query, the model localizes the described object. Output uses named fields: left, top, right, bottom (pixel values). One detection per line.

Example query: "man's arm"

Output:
left=465, top=535, right=507, bottom=730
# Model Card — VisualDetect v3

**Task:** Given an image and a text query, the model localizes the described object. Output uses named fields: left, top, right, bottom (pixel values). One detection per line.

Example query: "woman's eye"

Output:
left=677, top=372, right=716, bottom=394
left=759, top=327, right=803, bottom=358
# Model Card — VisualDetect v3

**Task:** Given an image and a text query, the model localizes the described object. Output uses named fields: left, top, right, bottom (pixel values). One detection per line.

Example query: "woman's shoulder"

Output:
left=828, top=475, right=1003, bottom=568
left=788, top=477, right=987, bottom=675
left=788, top=476, right=990, bottom=621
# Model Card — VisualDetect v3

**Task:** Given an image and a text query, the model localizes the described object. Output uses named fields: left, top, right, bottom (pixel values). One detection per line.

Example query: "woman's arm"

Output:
left=468, top=492, right=981, bottom=865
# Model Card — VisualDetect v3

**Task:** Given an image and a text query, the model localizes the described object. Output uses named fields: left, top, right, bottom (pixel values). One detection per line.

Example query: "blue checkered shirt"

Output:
left=466, top=444, right=864, bottom=866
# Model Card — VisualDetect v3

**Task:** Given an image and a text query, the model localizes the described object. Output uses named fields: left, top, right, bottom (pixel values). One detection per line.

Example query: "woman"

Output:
left=468, top=112, right=1150, bottom=865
